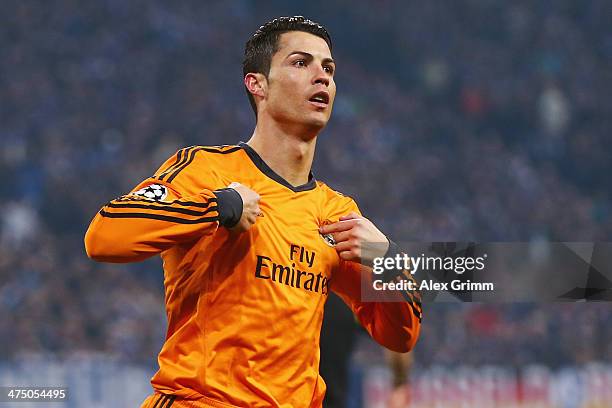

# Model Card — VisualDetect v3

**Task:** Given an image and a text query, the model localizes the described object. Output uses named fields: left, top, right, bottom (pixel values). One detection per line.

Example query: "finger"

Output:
left=319, top=219, right=358, bottom=234
left=338, top=251, right=352, bottom=261
left=252, top=208, right=264, bottom=217
left=244, top=202, right=260, bottom=211
left=330, top=230, right=352, bottom=244
left=339, top=212, right=361, bottom=221
left=338, top=250, right=360, bottom=262
left=334, top=241, right=353, bottom=253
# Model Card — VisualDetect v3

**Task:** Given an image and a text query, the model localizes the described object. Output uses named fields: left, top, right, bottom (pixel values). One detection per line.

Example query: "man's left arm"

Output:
left=320, top=212, right=422, bottom=353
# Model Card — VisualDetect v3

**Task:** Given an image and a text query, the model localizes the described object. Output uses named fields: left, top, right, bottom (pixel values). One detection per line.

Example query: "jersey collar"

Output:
left=239, top=142, right=317, bottom=192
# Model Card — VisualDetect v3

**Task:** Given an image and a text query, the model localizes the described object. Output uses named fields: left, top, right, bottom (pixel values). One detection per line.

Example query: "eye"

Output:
left=293, top=60, right=306, bottom=67
left=324, top=65, right=335, bottom=75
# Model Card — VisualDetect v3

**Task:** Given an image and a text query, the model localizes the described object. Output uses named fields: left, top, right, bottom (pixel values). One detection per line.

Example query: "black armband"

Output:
left=382, top=239, right=423, bottom=321
left=381, top=240, right=404, bottom=283
left=214, top=188, right=243, bottom=228
left=384, top=240, right=401, bottom=260
left=381, top=240, right=422, bottom=285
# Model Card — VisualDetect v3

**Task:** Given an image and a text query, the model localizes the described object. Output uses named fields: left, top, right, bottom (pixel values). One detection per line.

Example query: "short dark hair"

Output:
left=242, top=16, right=333, bottom=117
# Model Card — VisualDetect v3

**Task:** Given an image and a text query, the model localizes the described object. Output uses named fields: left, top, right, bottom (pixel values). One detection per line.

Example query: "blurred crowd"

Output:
left=1, top=0, right=611, bottom=366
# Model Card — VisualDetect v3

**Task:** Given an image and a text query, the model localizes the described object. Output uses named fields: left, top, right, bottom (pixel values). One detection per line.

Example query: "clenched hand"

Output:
left=227, top=182, right=261, bottom=232
left=319, top=212, right=389, bottom=265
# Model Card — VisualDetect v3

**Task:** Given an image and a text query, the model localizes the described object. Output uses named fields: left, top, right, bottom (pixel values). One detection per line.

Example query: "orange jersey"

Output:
left=85, top=143, right=421, bottom=408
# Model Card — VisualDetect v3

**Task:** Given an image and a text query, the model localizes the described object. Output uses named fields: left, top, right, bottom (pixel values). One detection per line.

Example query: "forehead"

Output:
left=274, top=31, right=332, bottom=60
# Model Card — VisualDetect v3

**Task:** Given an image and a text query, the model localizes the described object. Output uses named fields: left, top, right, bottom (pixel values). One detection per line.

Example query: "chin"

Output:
left=302, top=119, right=327, bottom=134
left=304, top=112, right=330, bottom=130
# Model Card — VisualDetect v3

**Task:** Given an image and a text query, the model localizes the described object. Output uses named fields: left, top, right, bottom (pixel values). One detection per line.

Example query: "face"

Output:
left=258, top=31, right=336, bottom=133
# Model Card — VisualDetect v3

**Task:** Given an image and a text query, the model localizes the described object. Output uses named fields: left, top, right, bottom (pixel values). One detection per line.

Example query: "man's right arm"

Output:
left=84, top=180, right=243, bottom=263
left=84, top=148, right=261, bottom=263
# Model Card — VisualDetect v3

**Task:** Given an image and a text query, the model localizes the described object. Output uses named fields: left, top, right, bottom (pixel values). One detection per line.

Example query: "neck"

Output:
left=246, top=119, right=319, bottom=187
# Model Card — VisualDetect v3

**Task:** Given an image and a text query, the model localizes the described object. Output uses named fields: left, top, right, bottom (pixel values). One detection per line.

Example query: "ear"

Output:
left=244, top=73, right=267, bottom=99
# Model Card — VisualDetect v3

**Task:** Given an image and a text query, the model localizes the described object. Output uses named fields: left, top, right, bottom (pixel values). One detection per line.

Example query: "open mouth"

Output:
left=308, top=91, right=329, bottom=108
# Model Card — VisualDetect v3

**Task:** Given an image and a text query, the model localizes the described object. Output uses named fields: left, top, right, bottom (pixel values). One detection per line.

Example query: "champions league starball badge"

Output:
left=134, top=184, right=168, bottom=201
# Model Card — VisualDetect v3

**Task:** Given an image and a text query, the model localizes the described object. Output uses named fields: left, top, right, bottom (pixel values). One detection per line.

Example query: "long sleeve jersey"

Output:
left=85, top=143, right=422, bottom=408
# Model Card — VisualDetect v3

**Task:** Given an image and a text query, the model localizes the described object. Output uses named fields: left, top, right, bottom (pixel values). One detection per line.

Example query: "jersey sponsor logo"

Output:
left=133, top=184, right=168, bottom=201
left=254, top=244, right=330, bottom=295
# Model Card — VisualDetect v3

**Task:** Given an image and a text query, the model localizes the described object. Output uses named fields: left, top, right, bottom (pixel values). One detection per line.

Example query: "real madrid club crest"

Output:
left=319, top=220, right=336, bottom=247
left=320, top=232, right=336, bottom=247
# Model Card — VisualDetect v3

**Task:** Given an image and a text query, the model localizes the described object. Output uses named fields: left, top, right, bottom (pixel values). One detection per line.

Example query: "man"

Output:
left=85, top=16, right=421, bottom=408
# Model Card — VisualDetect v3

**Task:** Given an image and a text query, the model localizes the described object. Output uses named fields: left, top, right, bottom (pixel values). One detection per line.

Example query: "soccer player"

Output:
left=85, top=16, right=421, bottom=408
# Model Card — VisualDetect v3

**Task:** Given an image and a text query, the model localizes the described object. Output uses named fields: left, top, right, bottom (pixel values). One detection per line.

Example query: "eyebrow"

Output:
left=286, top=51, right=335, bottom=66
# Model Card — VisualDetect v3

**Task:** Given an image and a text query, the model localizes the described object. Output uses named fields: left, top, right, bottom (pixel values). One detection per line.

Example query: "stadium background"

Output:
left=1, top=1, right=611, bottom=407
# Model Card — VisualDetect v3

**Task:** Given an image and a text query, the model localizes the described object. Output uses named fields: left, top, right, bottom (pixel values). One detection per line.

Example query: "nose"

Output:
left=313, top=66, right=330, bottom=87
